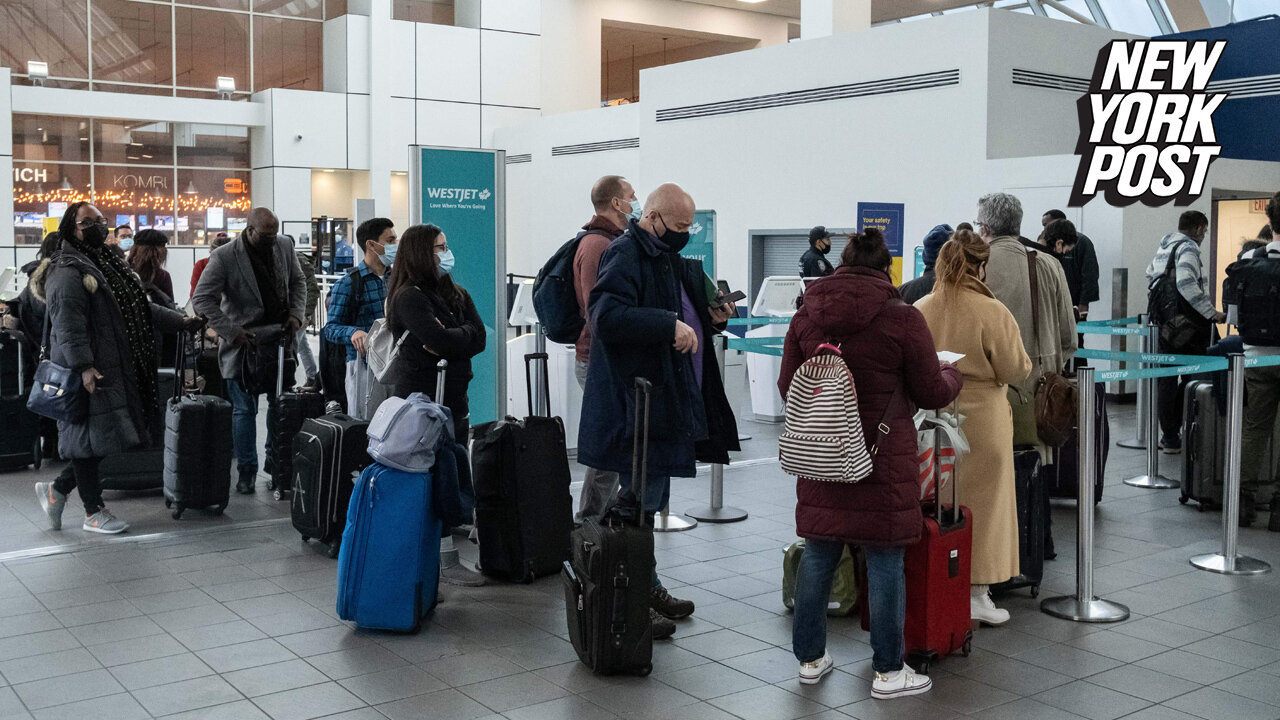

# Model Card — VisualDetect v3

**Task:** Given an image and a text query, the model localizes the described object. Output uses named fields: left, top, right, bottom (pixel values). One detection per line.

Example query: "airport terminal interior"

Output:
left=2, top=0, right=1280, bottom=718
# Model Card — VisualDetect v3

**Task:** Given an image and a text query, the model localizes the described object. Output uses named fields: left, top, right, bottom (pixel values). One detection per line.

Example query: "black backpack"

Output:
left=319, top=268, right=364, bottom=408
left=1147, top=240, right=1192, bottom=326
left=532, top=231, right=591, bottom=344
left=1224, top=256, right=1280, bottom=346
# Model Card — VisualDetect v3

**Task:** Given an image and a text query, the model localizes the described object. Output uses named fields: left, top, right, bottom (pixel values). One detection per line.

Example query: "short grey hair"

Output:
left=977, top=193, right=1023, bottom=238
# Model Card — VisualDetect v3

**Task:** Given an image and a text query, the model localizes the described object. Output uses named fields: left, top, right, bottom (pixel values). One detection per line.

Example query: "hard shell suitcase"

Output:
left=163, top=339, right=234, bottom=519
left=990, top=448, right=1045, bottom=597
left=99, top=368, right=175, bottom=490
left=269, top=344, right=325, bottom=500
left=1181, top=380, right=1223, bottom=509
left=336, top=462, right=441, bottom=632
left=563, top=377, right=655, bottom=676
left=1045, top=382, right=1108, bottom=502
left=473, top=352, right=573, bottom=582
left=0, top=330, right=41, bottom=470
left=292, top=412, right=370, bottom=557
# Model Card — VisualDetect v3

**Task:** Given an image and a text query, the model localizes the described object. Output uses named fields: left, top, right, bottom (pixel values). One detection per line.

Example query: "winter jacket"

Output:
left=32, top=242, right=186, bottom=459
left=1145, top=232, right=1216, bottom=321
left=390, top=285, right=486, bottom=434
left=778, top=266, right=963, bottom=547
left=297, top=251, right=320, bottom=324
left=1061, top=233, right=1100, bottom=307
left=578, top=220, right=740, bottom=478
left=799, top=247, right=834, bottom=278
left=898, top=268, right=935, bottom=305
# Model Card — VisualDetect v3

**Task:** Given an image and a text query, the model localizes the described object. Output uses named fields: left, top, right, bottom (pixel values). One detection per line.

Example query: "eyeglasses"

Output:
left=77, top=218, right=108, bottom=229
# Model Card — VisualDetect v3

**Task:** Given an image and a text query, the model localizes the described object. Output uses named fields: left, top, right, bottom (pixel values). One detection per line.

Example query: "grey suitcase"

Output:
left=1181, top=380, right=1223, bottom=509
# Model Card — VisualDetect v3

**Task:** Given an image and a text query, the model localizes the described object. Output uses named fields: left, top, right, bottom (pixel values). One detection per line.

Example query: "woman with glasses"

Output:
left=32, top=202, right=202, bottom=534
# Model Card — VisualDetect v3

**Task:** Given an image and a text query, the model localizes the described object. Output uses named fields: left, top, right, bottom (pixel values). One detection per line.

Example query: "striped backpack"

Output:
left=779, top=343, right=900, bottom=483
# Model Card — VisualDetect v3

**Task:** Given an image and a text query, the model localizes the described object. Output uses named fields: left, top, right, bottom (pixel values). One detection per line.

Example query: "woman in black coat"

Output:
left=386, top=223, right=486, bottom=443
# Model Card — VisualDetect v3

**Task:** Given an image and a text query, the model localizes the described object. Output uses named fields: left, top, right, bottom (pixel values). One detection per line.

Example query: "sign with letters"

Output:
left=857, top=202, right=905, bottom=285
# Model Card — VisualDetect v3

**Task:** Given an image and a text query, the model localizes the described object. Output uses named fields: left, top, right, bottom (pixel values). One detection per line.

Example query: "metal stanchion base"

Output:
left=685, top=505, right=748, bottom=524
left=1190, top=553, right=1272, bottom=575
left=653, top=514, right=698, bottom=532
left=1040, top=595, right=1130, bottom=622
left=1123, top=473, right=1179, bottom=489
left=1116, top=438, right=1146, bottom=449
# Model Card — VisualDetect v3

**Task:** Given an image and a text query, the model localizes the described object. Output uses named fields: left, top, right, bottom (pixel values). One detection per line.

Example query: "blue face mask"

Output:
left=627, top=200, right=643, bottom=222
left=379, top=242, right=397, bottom=266
left=437, top=249, right=455, bottom=275
left=119, top=237, right=134, bottom=251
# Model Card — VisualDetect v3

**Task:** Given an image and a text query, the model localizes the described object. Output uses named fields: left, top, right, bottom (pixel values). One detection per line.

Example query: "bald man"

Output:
left=578, top=183, right=740, bottom=642
left=193, top=206, right=307, bottom=495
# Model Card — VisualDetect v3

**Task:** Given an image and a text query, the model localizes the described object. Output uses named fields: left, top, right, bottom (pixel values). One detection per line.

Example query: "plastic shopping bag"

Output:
left=916, top=408, right=968, bottom=502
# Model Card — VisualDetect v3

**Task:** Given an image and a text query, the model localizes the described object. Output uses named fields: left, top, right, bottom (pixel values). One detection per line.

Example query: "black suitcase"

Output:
left=991, top=448, right=1045, bottom=598
left=98, top=368, right=174, bottom=491
left=473, top=353, right=573, bottom=582
left=1180, top=380, right=1222, bottom=509
left=1045, top=381, right=1108, bottom=503
left=268, top=344, right=325, bottom=501
left=563, top=377, right=656, bottom=676
left=163, top=340, right=234, bottom=519
left=0, top=331, right=41, bottom=470
left=291, top=412, right=370, bottom=557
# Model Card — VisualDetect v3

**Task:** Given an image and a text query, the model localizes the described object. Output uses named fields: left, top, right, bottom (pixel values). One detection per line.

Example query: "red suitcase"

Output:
left=860, top=427, right=973, bottom=674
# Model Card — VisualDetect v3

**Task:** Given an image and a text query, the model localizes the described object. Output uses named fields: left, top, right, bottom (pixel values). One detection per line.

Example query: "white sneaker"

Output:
left=82, top=508, right=128, bottom=535
left=798, top=651, right=834, bottom=685
left=872, top=666, right=933, bottom=700
left=971, top=591, right=1010, bottom=626
left=35, top=482, right=67, bottom=531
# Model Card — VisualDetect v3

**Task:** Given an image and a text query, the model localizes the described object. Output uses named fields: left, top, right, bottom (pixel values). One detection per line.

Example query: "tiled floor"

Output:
left=2, top=367, right=1280, bottom=720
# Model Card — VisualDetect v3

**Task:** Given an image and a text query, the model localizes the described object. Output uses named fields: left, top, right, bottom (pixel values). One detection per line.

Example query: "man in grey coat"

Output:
left=193, top=207, right=307, bottom=494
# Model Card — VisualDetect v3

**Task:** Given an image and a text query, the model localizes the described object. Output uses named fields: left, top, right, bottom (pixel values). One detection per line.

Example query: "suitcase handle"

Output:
left=435, top=359, right=448, bottom=406
left=933, top=400, right=960, bottom=527
left=524, top=352, right=550, bottom=418
left=630, top=377, right=652, bottom=528
left=172, top=330, right=190, bottom=400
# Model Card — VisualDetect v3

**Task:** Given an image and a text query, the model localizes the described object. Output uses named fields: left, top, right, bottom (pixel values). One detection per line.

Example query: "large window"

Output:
left=12, top=114, right=251, bottom=246
left=2, top=0, right=324, bottom=95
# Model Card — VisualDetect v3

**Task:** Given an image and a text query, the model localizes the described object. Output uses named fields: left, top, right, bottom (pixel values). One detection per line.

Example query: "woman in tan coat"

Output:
left=915, top=230, right=1031, bottom=626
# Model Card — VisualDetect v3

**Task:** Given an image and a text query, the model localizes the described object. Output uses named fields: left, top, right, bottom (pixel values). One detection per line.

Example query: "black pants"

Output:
left=1158, top=325, right=1212, bottom=439
left=53, top=457, right=105, bottom=515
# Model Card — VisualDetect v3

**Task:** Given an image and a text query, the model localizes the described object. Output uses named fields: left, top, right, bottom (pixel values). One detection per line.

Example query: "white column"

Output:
left=366, top=0, right=392, bottom=218
left=801, top=0, right=872, bottom=40
left=0, top=68, right=13, bottom=247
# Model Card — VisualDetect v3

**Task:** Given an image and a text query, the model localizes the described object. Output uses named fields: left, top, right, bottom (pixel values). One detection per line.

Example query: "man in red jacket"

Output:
left=573, top=175, right=639, bottom=523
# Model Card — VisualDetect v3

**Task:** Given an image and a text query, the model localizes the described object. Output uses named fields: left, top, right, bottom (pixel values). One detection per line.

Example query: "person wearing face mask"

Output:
left=32, top=203, right=201, bottom=534
left=321, top=218, right=396, bottom=419
left=800, top=226, right=835, bottom=278
left=916, top=229, right=1031, bottom=627
left=570, top=175, right=639, bottom=523
left=192, top=206, right=308, bottom=495
left=579, top=183, right=741, bottom=642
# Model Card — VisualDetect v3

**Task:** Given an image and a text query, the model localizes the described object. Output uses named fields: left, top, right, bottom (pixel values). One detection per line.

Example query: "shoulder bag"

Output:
left=1012, top=251, right=1077, bottom=447
left=27, top=295, right=89, bottom=424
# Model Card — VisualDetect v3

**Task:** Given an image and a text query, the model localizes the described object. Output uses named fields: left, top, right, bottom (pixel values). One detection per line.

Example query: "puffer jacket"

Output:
left=32, top=242, right=186, bottom=459
left=778, top=266, right=963, bottom=547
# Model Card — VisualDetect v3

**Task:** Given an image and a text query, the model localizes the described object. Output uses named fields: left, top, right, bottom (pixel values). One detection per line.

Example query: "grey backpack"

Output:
left=366, top=392, right=450, bottom=473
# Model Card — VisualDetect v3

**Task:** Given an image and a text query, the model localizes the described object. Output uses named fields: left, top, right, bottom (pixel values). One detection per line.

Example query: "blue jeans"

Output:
left=227, top=379, right=277, bottom=474
left=615, top=470, right=670, bottom=590
left=793, top=541, right=905, bottom=674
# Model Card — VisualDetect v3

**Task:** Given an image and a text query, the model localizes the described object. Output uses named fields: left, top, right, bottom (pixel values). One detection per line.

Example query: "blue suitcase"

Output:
left=337, top=462, right=441, bottom=632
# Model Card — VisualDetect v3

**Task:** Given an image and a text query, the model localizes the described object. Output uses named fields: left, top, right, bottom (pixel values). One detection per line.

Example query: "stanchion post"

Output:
left=653, top=502, right=697, bottom=532
left=1116, top=312, right=1147, bottom=449
left=1042, top=366, right=1131, bottom=622
left=687, top=334, right=749, bottom=524
left=1192, top=354, right=1271, bottom=575
left=1123, top=320, right=1178, bottom=488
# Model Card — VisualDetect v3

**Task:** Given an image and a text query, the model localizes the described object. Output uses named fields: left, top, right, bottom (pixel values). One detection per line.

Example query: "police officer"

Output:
left=800, top=226, right=834, bottom=278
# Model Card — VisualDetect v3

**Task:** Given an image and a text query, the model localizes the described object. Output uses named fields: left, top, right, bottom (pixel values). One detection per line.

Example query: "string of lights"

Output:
left=12, top=188, right=253, bottom=213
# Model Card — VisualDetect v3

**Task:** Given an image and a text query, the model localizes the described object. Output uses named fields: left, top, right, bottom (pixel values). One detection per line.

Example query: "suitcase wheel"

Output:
left=326, top=540, right=340, bottom=559
left=209, top=505, right=225, bottom=516
left=1179, top=496, right=1189, bottom=505
left=1030, top=585, right=1040, bottom=599
left=273, top=489, right=288, bottom=501
left=266, top=479, right=277, bottom=492
left=300, top=535, right=310, bottom=543
left=962, top=633, right=973, bottom=657
left=171, top=505, right=184, bottom=520
left=637, top=664, right=652, bottom=677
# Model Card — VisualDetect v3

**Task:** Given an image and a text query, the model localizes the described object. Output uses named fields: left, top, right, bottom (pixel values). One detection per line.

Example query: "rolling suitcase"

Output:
left=1045, top=381, right=1108, bottom=503
left=336, top=462, right=441, bottom=633
left=991, top=448, right=1045, bottom=597
left=563, top=377, right=656, bottom=676
left=163, top=336, right=234, bottom=519
left=473, top=352, right=573, bottom=582
left=268, top=344, right=325, bottom=500
left=98, top=368, right=174, bottom=491
left=292, top=411, right=371, bottom=557
left=1180, top=380, right=1222, bottom=509
left=0, top=330, right=41, bottom=470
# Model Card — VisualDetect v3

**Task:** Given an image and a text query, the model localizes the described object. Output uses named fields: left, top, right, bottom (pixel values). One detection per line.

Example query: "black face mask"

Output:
left=81, top=223, right=109, bottom=246
left=655, top=213, right=691, bottom=254
left=252, top=231, right=278, bottom=247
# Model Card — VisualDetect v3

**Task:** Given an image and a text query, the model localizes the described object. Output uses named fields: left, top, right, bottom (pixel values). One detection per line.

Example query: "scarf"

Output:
left=66, top=234, right=159, bottom=421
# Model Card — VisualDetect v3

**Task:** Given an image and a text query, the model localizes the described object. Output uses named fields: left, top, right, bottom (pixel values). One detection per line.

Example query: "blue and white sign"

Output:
left=857, top=202, right=905, bottom=285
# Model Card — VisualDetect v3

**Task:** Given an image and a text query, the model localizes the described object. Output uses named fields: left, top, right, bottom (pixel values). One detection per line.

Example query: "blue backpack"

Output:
left=532, top=231, right=591, bottom=344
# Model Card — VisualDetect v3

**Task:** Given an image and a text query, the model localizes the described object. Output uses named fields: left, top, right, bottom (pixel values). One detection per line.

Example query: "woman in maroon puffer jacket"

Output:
left=778, top=229, right=962, bottom=698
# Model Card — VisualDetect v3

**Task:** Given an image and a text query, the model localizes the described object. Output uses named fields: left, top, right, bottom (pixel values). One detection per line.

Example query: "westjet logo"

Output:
left=425, top=186, right=491, bottom=202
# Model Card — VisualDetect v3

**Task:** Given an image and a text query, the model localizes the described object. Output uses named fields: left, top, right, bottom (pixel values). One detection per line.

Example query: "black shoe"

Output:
left=299, top=377, right=321, bottom=393
left=236, top=472, right=257, bottom=495
left=1269, top=511, right=1280, bottom=533
left=649, top=608, right=676, bottom=640
left=651, top=587, right=695, bottom=620
left=1241, top=497, right=1258, bottom=527
left=1159, top=434, right=1182, bottom=454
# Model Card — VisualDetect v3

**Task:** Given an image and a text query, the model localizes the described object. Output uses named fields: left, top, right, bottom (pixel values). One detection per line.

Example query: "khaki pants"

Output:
left=1242, top=364, right=1280, bottom=504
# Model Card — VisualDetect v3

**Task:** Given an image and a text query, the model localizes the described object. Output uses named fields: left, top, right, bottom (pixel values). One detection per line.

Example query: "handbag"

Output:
left=26, top=307, right=89, bottom=424
left=365, top=317, right=410, bottom=383
left=1024, top=251, right=1078, bottom=447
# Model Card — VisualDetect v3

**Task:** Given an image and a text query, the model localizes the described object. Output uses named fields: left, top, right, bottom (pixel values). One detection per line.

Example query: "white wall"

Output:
left=1, top=68, right=12, bottom=248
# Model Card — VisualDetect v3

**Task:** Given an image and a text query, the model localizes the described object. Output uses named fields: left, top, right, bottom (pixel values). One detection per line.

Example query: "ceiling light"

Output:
left=184, top=181, right=198, bottom=194
left=322, top=169, right=335, bottom=173
left=59, top=177, right=72, bottom=190
left=27, top=61, right=48, bottom=86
